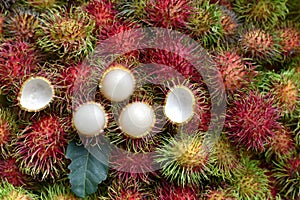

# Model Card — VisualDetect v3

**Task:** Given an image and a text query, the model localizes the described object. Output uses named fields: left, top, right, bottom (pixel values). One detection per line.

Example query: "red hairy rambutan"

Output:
left=276, top=26, right=300, bottom=58
left=15, top=114, right=69, bottom=181
left=144, top=0, right=192, bottom=29
left=213, top=50, right=256, bottom=93
left=225, top=91, right=281, bottom=152
left=0, top=157, right=31, bottom=187
left=156, top=181, right=200, bottom=200
left=0, top=40, right=39, bottom=95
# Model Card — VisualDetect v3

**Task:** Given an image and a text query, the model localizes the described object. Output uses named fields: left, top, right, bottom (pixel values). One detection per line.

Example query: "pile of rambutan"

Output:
left=0, top=0, right=299, bottom=199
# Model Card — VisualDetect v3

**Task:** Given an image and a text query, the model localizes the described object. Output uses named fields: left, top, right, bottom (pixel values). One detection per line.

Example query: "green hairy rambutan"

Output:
left=0, top=108, right=17, bottom=156
left=37, top=6, right=96, bottom=63
left=40, top=183, right=80, bottom=200
left=0, top=181, right=38, bottom=200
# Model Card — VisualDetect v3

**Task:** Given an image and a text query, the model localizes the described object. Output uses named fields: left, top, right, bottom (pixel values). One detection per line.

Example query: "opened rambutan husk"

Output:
left=14, top=114, right=70, bottom=181
left=225, top=91, right=281, bottom=152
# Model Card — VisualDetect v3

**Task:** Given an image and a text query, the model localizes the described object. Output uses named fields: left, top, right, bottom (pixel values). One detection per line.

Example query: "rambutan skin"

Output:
left=225, top=91, right=281, bottom=152
left=0, top=108, right=17, bottom=156
left=14, top=114, right=69, bottom=181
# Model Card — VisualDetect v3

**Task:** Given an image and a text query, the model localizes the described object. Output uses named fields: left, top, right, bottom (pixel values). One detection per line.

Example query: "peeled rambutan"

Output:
left=0, top=108, right=17, bottom=156
left=230, top=156, right=272, bottom=199
left=0, top=40, right=39, bottom=95
left=4, top=8, right=39, bottom=43
left=155, top=131, right=213, bottom=186
left=85, top=0, right=117, bottom=32
left=225, top=91, right=281, bottom=152
left=155, top=181, right=200, bottom=200
left=212, top=50, right=256, bottom=94
left=273, top=154, right=300, bottom=199
left=107, top=177, right=155, bottom=200
left=37, top=6, right=96, bottom=62
left=144, top=0, right=192, bottom=29
left=239, top=27, right=282, bottom=64
left=186, top=1, right=223, bottom=48
left=233, top=0, right=288, bottom=29
left=276, top=25, right=300, bottom=58
left=0, top=157, right=31, bottom=187
left=0, top=182, right=38, bottom=200
left=14, top=114, right=69, bottom=181
left=265, top=124, right=295, bottom=161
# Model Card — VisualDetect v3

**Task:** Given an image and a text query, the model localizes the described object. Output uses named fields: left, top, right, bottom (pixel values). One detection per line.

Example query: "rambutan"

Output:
left=117, top=0, right=148, bottom=24
left=265, top=124, right=295, bottom=161
left=276, top=25, right=300, bottom=58
left=0, top=157, right=32, bottom=187
left=14, top=114, right=69, bottom=181
left=4, top=8, right=39, bottom=43
left=0, top=108, right=17, bottom=156
left=212, top=50, right=256, bottom=94
left=239, top=27, right=281, bottom=64
left=219, top=8, right=240, bottom=44
left=230, top=156, right=272, bottom=199
left=37, top=6, right=96, bottom=62
left=155, top=131, right=213, bottom=186
left=144, top=0, right=192, bottom=29
left=0, top=182, right=38, bottom=200
left=107, top=177, right=155, bottom=200
left=0, top=0, right=16, bottom=12
left=0, top=40, right=39, bottom=95
left=233, top=0, right=288, bottom=29
left=186, top=1, right=223, bottom=48
left=40, top=183, right=80, bottom=200
left=273, top=154, right=300, bottom=199
left=25, top=0, right=59, bottom=10
left=155, top=181, right=200, bottom=200
left=203, top=187, right=236, bottom=200
left=225, top=91, right=281, bottom=152
left=211, top=134, right=242, bottom=181
left=85, top=0, right=117, bottom=32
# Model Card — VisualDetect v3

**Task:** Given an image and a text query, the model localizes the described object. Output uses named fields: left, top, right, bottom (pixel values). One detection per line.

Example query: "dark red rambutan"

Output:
left=156, top=181, right=200, bottom=200
left=0, top=40, right=38, bottom=95
left=213, top=50, right=256, bottom=93
left=265, top=125, right=295, bottom=161
left=225, top=91, right=281, bottom=152
left=239, top=28, right=281, bottom=64
left=0, top=108, right=17, bottom=156
left=85, top=0, right=117, bottom=31
left=276, top=26, right=300, bottom=58
left=144, top=0, right=192, bottom=29
left=0, top=157, right=31, bottom=187
left=15, top=114, right=69, bottom=181
left=273, top=154, right=300, bottom=199
left=4, top=8, right=39, bottom=43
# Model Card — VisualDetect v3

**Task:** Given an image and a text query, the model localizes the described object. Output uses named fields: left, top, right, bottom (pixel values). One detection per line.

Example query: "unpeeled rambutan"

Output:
left=230, top=156, right=272, bottom=199
left=276, top=25, right=300, bottom=58
left=239, top=27, right=281, bottom=64
left=15, top=114, right=69, bottom=181
left=233, top=0, right=288, bottom=29
left=225, top=91, right=281, bottom=152
left=219, top=8, right=239, bottom=44
left=25, top=0, right=59, bottom=10
left=273, top=154, right=300, bottom=199
left=0, top=40, right=38, bottom=95
left=186, top=1, right=223, bottom=48
left=40, top=183, right=80, bottom=200
left=0, top=108, right=17, bottom=156
left=0, top=182, right=38, bottom=200
left=155, top=131, right=213, bottom=186
left=4, top=8, right=39, bottom=43
left=203, top=187, right=236, bottom=200
left=144, top=0, right=192, bottom=29
left=37, top=6, right=96, bottom=63
left=0, top=157, right=32, bottom=187
left=213, top=50, right=256, bottom=94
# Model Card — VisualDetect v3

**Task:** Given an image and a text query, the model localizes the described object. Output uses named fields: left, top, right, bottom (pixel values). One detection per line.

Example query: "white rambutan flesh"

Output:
left=164, top=86, right=195, bottom=124
left=73, top=102, right=107, bottom=136
left=100, top=65, right=135, bottom=102
left=18, top=77, right=54, bottom=112
left=118, top=102, right=155, bottom=138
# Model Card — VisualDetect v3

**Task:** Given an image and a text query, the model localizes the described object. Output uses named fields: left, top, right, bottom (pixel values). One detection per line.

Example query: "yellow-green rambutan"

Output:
left=233, top=0, right=288, bottom=29
left=0, top=108, right=17, bottom=156
left=37, top=6, right=96, bottom=63
left=230, top=156, right=272, bottom=199
left=203, top=187, right=236, bottom=200
left=24, top=0, right=61, bottom=10
left=4, top=8, right=39, bottom=43
left=40, top=183, right=81, bottom=200
left=0, top=181, right=38, bottom=200
left=155, top=131, right=213, bottom=187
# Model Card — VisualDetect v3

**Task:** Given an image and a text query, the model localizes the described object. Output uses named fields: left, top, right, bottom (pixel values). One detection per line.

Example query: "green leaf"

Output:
left=66, top=140, right=109, bottom=198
